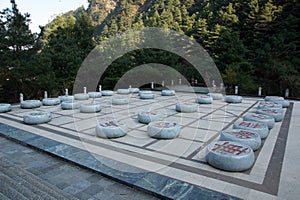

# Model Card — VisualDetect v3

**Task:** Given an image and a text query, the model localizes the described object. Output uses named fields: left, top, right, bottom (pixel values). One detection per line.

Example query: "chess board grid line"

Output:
left=186, top=101, right=259, bottom=160
left=0, top=111, right=275, bottom=185
left=0, top=98, right=291, bottom=196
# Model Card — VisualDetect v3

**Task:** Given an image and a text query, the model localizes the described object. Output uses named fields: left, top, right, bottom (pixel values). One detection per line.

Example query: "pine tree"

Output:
left=0, top=0, right=48, bottom=101
left=212, top=29, right=255, bottom=94
left=41, top=11, right=95, bottom=92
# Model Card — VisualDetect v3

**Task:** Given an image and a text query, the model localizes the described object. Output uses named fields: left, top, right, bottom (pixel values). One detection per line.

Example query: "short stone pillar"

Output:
left=151, top=82, right=154, bottom=89
left=44, top=91, right=48, bottom=99
left=65, top=89, right=68, bottom=96
left=83, top=87, right=87, bottom=94
left=220, top=83, right=224, bottom=90
left=235, top=86, right=238, bottom=94
left=179, top=79, right=182, bottom=85
left=99, top=85, right=102, bottom=92
left=285, top=89, right=289, bottom=98
left=258, top=87, right=262, bottom=96
left=20, top=93, right=24, bottom=103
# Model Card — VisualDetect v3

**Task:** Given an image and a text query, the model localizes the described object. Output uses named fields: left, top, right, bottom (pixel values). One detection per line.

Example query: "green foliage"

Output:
left=1, top=0, right=299, bottom=101
left=41, top=12, right=96, bottom=92
left=0, top=0, right=53, bottom=102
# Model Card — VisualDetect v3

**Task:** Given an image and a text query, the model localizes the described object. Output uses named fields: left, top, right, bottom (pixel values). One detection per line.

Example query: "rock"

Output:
left=207, top=93, right=223, bottom=100
left=161, top=90, right=176, bottom=96
left=96, top=120, right=128, bottom=138
left=256, top=109, right=284, bottom=122
left=42, top=98, right=60, bottom=106
left=206, top=141, right=255, bottom=172
left=80, top=103, right=101, bottom=113
left=195, top=95, right=213, bottom=104
left=220, top=129, right=261, bottom=151
left=175, top=103, right=197, bottom=113
left=233, top=121, right=269, bottom=139
left=0, top=103, right=11, bottom=113
left=23, top=111, right=51, bottom=125
left=243, top=113, right=275, bottom=129
left=58, top=95, right=74, bottom=102
left=258, top=101, right=283, bottom=112
left=147, top=121, right=180, bottom=139
left=139, top=91, right=155, bottom=99
left=101, top=90, right=114, bottom=96
left=112, top=97, right=129, bottom=105
left=61, top=101, right=81, bottom=110
left=88, top=92, right=102, bottom=98
left=138, top=111, right=163, bottom=124
left=224, top=95, right=242, bottom=103
left=21, top=100, right=42, bottom=109
left=265, top=96, right=290, bottom=108
left=117, top=89, right=130, bottom=94
left=74, top=93, right=89, bottom=100
left=129, top=88, right=140, bottom=93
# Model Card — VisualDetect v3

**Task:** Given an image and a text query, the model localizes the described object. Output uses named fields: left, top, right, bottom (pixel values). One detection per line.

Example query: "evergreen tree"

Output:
left=212, top=29, right=255, bottom=94
left=41, top=12, right=95, bottom=92
left=0, top=0, right=51, bottom=102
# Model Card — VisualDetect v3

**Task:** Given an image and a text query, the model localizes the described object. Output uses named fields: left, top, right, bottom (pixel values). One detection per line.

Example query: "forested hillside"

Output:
left=1, top=0, right=299, bottom=102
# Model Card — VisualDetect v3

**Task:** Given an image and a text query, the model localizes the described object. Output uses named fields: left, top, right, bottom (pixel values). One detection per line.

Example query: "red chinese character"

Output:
left=262, top=109, right=278, bottom=114
left=253, top=114, right=268, bottom=119
left=142, top=112, right=156, bottom=115
left=212, top=141, right=248, bottom=155
left=240, top=121, right=259, bottom=128
left=101, top=121, right=118, bottom=127
left=155, top=122, right=176, bottom=128
left=226, top=130, right=253, bottom=139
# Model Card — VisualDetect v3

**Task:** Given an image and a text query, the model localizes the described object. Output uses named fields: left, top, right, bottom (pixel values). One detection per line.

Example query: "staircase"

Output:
left=0, top=157, right=78, bottom=200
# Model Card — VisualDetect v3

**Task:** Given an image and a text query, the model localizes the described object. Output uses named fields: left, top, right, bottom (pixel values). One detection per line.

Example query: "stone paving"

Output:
left=0, top=137, right=158, bottom=200
left=0, top=91, right=299, bottom=199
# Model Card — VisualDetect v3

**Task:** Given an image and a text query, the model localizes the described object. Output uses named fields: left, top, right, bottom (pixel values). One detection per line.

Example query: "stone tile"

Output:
left=119, top=118, right=144, bottom=129
left=46, top=144, right=81, bottom=158
left=86, top=174, right=103, bottom=183
left=55, top=181, right=69, bottom=190
left=48, top=116, right=75, bottom=126
left=96, top=177, right=116, bottom=189
left=180, top=127, right=218, bottom=142
left=247, top=190, right=276, bottom=200
left=113, top=130, right=155, bottom=147
left=82, top=184, right=104, bottom=196
left=164, top=115, right=197, bottom=126
left=63, top=185, right=83, bottom=195
left=61, top=117, right=98, bottom=132
left=75, top=191, right=92, bottom=199
left=71, top=179, right=92, bottom=190
left=93, top=190, right=114, bottom=200
left=189, top=119, right=228, bottom=131
left=222, top=184, right=250, bottom=200
left=147, top=138, right=203, bottom=157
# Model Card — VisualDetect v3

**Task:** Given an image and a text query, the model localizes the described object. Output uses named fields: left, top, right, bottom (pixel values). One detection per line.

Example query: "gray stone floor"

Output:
left=0, top=136, right=159, bottom=200
left=1, top=92, right=299, bottom=199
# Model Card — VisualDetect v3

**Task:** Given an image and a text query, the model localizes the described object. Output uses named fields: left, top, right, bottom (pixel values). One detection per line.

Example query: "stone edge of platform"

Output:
left=0, top=122, right=239, bottom=200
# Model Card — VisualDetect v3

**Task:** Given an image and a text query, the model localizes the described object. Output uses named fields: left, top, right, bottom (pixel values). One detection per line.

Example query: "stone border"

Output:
left=0, top=122, right=238, bottom=200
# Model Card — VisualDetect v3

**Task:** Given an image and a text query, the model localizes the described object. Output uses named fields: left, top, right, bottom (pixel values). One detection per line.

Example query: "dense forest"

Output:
left=0, top=0, right=299, bottom=102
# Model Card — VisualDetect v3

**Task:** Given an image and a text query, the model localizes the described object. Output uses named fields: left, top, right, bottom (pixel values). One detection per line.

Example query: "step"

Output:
left=0, top=173, right=33, bottom=200
left=0, top=157, right=78, bottom=200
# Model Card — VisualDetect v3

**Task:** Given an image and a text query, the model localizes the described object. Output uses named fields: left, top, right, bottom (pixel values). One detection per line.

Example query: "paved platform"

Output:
left=0, top=137, right=158, bottom=200
left=0, top=91, right=299, bottom=199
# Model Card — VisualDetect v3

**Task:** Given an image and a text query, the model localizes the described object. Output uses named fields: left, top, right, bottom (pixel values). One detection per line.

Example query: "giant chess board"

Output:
left=0, top=91, right=295, bottom=199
